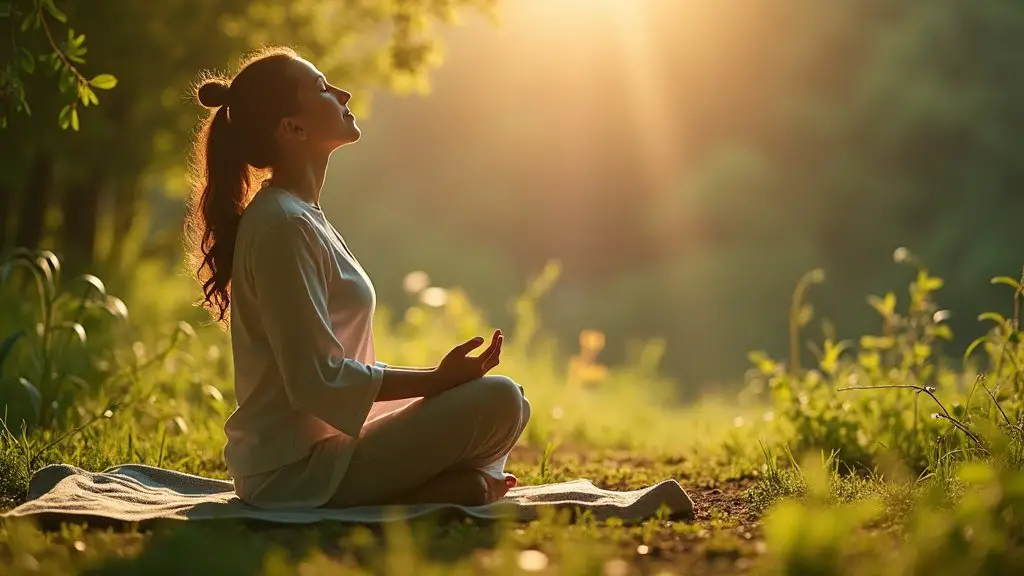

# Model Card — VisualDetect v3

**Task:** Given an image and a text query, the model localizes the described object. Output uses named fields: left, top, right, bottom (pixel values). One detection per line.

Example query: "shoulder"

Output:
left=236, top=190, right=329, bottom=266
left=241, top=188, right=314, bottom=231
left=239, top=190, right=322, bottom=246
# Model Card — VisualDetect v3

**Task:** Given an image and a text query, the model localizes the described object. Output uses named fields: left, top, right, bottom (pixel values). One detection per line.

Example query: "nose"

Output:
left=333, top=88, right=351, bottom=106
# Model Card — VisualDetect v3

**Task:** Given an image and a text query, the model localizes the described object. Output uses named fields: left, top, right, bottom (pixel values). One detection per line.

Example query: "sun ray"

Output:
left=605, top=1, right=680, bottom=194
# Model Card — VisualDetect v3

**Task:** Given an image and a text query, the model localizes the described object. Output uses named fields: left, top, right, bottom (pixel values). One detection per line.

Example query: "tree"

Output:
left=1, top=0, right=496, bottom=274
left=578, top=0, right=1024, bottom=384
left=0, top=0, right=118, bottom=129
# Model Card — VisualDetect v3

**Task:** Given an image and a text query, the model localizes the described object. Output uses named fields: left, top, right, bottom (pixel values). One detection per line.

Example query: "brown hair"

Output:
left=183, top=46, right=302, bottom=326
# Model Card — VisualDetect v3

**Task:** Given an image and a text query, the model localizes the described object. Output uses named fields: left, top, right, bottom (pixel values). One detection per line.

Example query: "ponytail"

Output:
left=184, top=48, right=301, bottom=326
left=185, top=100, right=254, bottom=326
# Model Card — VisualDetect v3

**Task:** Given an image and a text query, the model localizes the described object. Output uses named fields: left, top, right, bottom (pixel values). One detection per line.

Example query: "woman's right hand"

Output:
left=376, top=330, right=503, bottom=401
left=435, top=329, right=503, bottom=389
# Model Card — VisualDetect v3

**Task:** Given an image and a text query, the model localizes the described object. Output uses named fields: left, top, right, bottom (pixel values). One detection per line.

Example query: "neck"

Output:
left=268, top=150, right=331, bottom=206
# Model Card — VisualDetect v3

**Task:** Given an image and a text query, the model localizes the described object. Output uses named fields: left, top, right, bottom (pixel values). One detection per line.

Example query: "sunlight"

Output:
left=522, top=0, right=682, bottom=191
left=602, top=1, right=680, bottom=190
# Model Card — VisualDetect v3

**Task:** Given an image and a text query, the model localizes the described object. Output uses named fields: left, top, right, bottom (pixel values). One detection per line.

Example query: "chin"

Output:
left=327, top=133, right=360, bottom=153
left=340, top=124, right=361, bottom=145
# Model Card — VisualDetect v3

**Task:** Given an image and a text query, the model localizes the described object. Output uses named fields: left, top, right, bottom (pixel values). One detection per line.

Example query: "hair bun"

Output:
left=197, top=81, right=231, bottom=108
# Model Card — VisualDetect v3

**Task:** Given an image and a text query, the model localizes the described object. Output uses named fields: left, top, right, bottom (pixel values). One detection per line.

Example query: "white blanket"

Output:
left=2, top=464, right=694, bottom=525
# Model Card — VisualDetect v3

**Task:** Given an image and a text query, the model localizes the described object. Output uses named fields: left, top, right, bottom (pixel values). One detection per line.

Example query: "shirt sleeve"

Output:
left=250, top=217, right=383, bottom=438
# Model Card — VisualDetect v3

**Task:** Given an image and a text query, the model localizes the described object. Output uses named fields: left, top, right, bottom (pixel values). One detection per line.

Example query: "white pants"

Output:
left=237, top=375, right=531, bottom=508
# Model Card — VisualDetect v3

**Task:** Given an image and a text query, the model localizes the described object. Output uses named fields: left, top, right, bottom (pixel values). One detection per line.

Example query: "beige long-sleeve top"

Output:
left=223, top=185, right=388, bottom=480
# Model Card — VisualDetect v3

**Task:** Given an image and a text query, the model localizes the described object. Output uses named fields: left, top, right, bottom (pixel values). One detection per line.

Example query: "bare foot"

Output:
left=395, top=470, right=516, bottom=506
left=486, top=473, right=517, bottom=501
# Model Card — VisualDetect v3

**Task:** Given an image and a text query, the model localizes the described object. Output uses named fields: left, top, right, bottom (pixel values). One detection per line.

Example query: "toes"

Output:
left=483, top=474, right=511, bottom=501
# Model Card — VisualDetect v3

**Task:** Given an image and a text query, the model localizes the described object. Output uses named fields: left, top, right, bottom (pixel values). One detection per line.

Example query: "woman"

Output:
left=183, top=47, right=530, bottom=509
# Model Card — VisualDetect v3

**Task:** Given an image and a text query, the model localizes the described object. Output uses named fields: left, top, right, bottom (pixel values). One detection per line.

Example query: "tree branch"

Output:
left=38, top=5, right=87, bottom=89
left=837, top=384, right=988, bottom=449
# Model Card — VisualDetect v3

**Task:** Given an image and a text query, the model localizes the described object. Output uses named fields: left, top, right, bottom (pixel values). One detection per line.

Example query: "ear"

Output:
left=277, top=116, right=308, bottom=142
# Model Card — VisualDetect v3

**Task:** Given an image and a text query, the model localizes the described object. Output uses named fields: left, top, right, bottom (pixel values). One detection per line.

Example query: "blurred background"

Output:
left=2, top=0, right=1023, bottom=394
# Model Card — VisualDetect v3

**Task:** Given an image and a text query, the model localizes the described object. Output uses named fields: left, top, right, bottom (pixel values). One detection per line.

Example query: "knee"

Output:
left=473, top=375, right=528, bottom=427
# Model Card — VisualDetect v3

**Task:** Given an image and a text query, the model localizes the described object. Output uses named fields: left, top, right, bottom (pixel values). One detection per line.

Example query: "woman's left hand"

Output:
left=436, top=329, right=503, bottom=387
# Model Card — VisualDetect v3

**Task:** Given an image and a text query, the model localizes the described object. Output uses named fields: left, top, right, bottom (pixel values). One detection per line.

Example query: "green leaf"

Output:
left=860, top=335, right=895, bottom=350
left=58, top=104, right=72, bottom=129
left=38, top=250, right=60, bottom=283
left=104, top=296, right=129, bottom=320
left=18, top=377, right=41, bottom=421
left=926, top=324, right=954, bottom=341
left=70, top=107, right=79, bottom=131
left=56, top=321, right=87, bottom=345
left=867, top=292, right=896, bottom=317
left=747, top=350, right=778, bottom=375
left=67, top=30, right=85, bottom=50
left=978, top=312, right=1008, bottom=328
left=34, top=255, right=54, bottom=292
left=17, top=47, right=35, bottom=74
left=42, top=0, right=67, bottom=23
left=90, top=74, right=118, bottom=90
left=0, top=330, right=25, bottom=373
left=77, top=274, right=107, bottom=297
left=77, top=86, right=99, bottom=107
left=20, top=11, right=36, bottom=32
left=177, top=321, right=197, bottom=339
left=916, top=270, right=944, bottom=292
left=991, top=276, right=1021, bottom=291
left=820, top=339, right=852, bottom=374
left=858, top=351, right=880, bottom=371
left=963, top=335, right=989, bottom=366
left=0, top=250, right=42, bottom=286
left=0, top=2, right=12, bottom=18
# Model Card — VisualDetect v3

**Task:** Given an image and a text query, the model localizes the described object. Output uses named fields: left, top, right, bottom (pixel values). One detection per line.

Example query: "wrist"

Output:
left=422, top=367, right=447, bottom=395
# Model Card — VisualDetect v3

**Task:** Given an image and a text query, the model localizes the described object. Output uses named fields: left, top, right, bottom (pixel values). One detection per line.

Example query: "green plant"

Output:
left=0, top=0, right=119, bottom=129
left=747, top=248, right=1024, bottom=474
left=536, top=439, right=560, bottom=484
left=747, top=440, right=807, bottom=513
left=0, top=247, right=128, bottom=427
left=788, top=268, right=826, bottom=377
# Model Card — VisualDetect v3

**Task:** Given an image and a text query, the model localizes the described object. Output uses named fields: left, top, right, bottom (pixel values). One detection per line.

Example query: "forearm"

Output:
left=377, top=366, right=447, bottom=401
left=381, top=365, right=434, bottom=372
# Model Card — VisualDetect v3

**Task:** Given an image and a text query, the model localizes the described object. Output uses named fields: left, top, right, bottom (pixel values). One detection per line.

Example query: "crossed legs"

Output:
left=325, top=375, right=531, bottom=508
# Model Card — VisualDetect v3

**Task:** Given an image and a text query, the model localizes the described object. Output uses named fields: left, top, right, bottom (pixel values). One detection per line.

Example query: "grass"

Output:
left=1, top=247, right=1024, bottom=574
left=0, top=450, right=766, bottom=575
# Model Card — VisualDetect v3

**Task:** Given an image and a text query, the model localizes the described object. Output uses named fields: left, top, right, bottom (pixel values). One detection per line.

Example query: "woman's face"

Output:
left=278, top=58, right=360, bottom=153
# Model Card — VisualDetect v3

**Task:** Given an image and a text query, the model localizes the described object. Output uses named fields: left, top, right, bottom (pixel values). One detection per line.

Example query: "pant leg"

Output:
left=326, top=374, right=531, bottom=507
